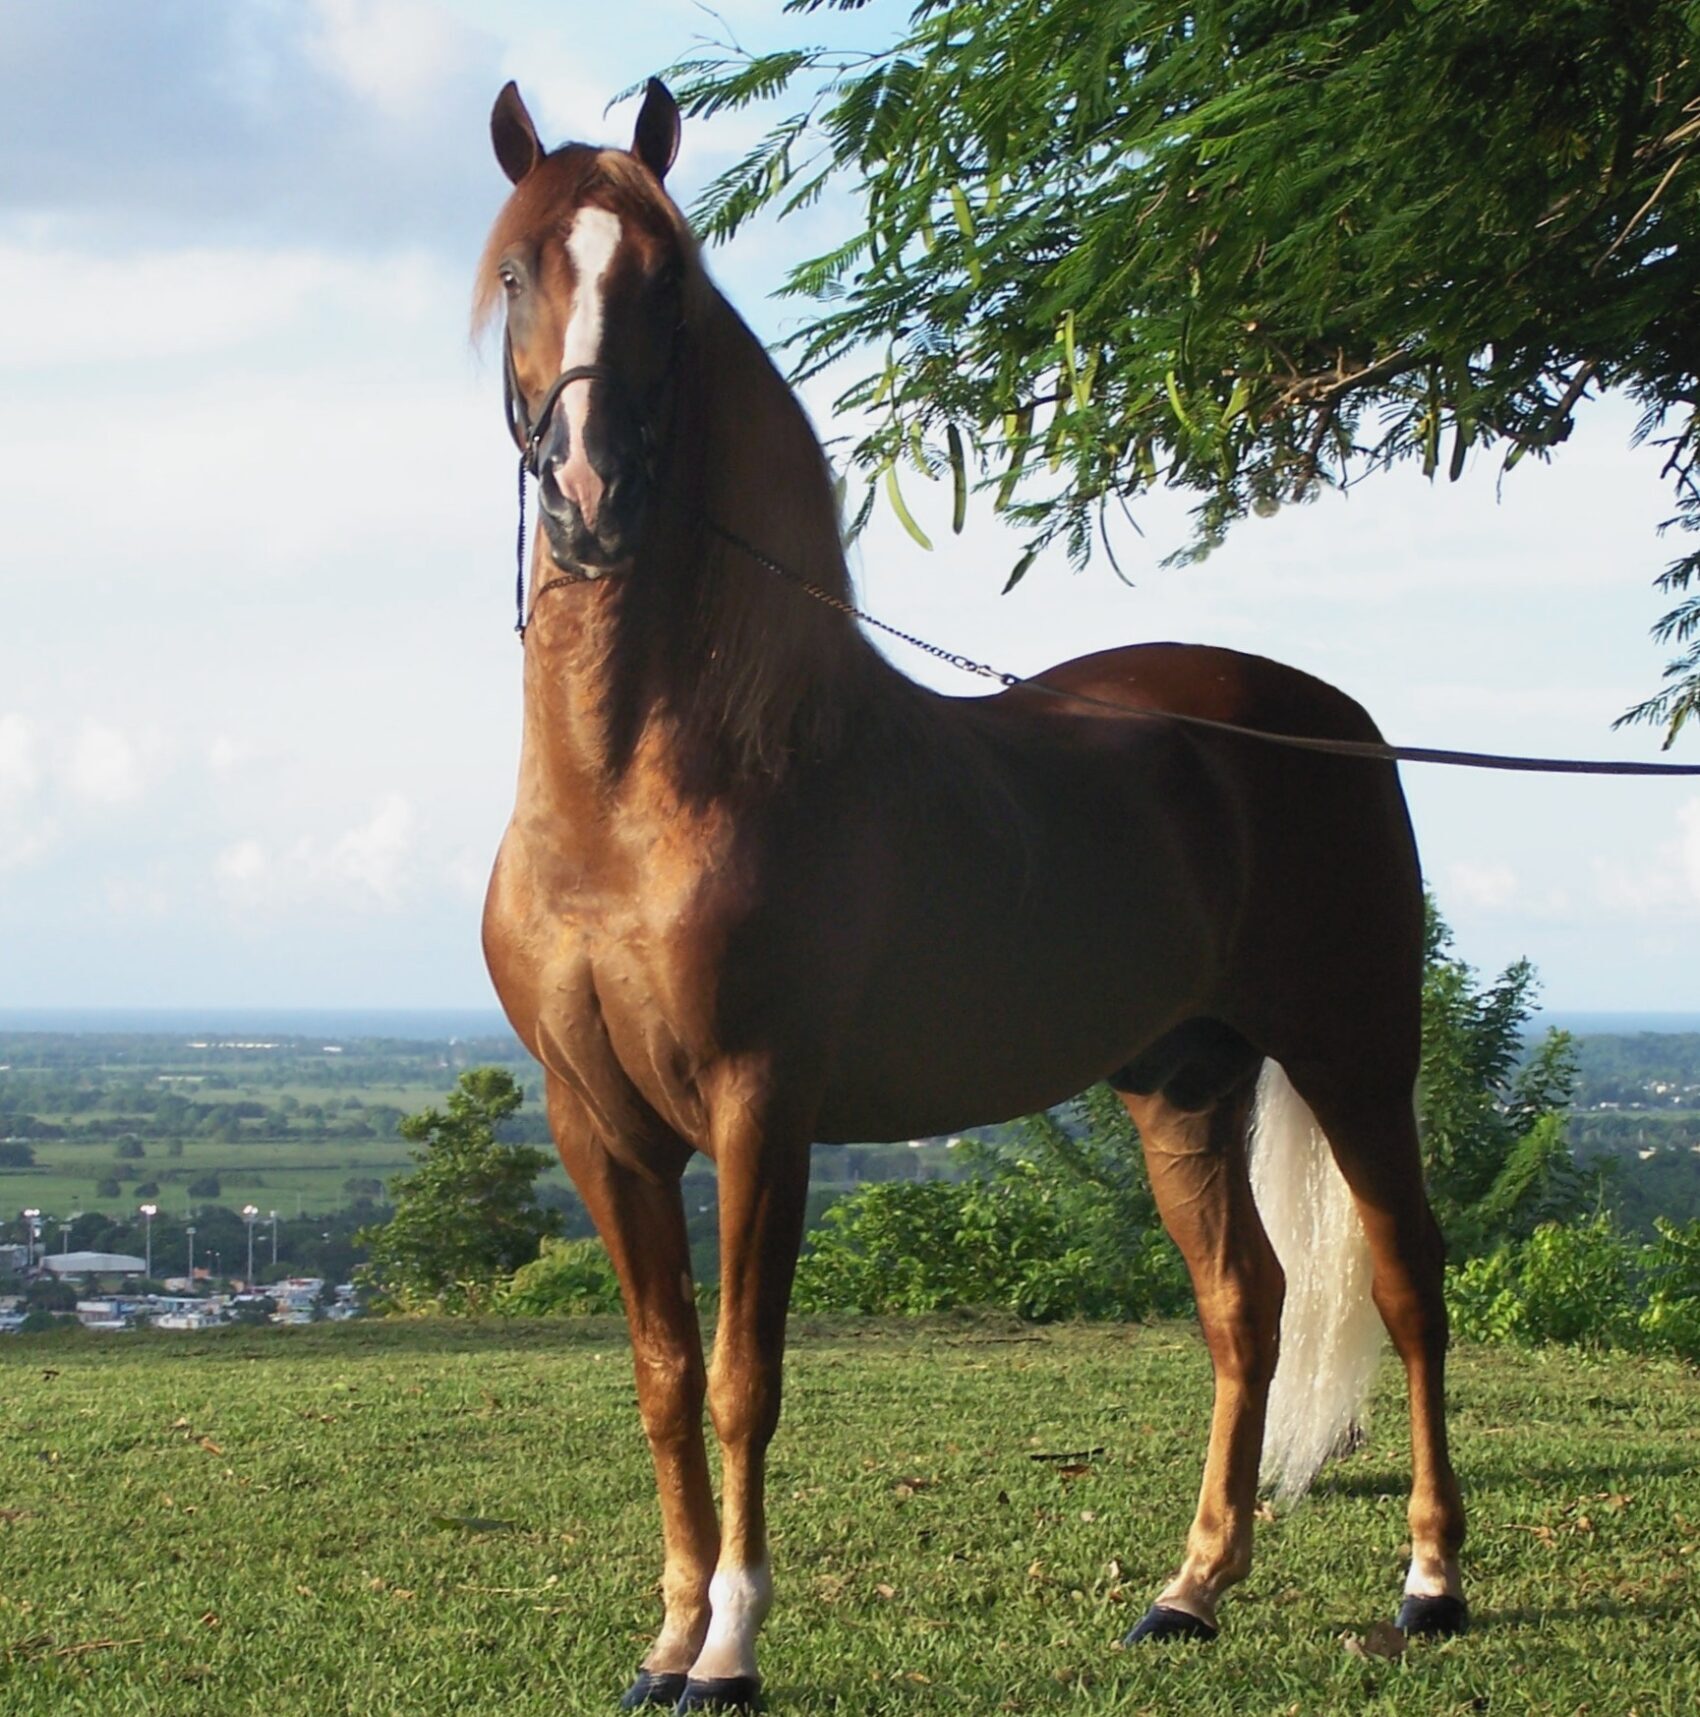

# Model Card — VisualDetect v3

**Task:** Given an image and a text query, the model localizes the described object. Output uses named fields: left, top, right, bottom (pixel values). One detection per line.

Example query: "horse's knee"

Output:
left=707, top=1364, right=781, bottom=1452
left=636, top=1348, right=707, bottom=1446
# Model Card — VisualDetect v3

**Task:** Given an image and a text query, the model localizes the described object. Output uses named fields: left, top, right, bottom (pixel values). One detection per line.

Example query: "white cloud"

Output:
left=1445, top=860, right=1521, bottom=911
left=0, top=713, right=53, bottom=870
left=215, top=793, right=418, bottom=913
left=0, top=713, right=40, bottom=806
left=329, top=792, right=416, bottom=901
left=306, top=0, right=468, bottom=116
left=0, top=242, right=452, bottom=372
left=1594, top=795, right=1700, bottom=919
left=67, top=722, right=148, bottom=806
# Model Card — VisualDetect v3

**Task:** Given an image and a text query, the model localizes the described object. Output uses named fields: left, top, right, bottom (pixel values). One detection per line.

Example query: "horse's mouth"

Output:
left=538, top=507, right=633, bottom=579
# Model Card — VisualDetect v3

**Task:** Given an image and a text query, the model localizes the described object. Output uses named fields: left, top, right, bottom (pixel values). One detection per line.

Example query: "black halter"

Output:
left=504, top=322, right=686, bottom=635
left=502, top=330, right=616, bottom=477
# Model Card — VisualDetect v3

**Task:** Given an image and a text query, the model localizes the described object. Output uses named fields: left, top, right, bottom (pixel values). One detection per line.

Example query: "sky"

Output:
left=2, top=0, right=1698, bottom=1013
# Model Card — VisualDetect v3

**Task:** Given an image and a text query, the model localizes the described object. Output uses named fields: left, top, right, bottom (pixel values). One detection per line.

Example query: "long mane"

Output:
left=478, top=146, right=885, bottom=796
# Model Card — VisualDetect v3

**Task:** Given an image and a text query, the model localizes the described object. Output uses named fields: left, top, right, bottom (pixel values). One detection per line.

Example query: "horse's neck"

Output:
left=518, top=289, right=881, bottom=815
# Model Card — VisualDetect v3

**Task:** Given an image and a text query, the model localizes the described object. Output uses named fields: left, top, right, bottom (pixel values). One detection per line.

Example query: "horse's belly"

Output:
left=815, top=902, right=1208, bottom=1143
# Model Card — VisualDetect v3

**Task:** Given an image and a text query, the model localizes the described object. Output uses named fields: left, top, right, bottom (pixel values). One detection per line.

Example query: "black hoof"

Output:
left=622, top=1670, right=687, bottom=1709
left=1396, top=1593, right=1469, bottom=1637
left=673, top=1675, right=761, bottom=1712
left=1123, top=1603, right=1219, bottom=1645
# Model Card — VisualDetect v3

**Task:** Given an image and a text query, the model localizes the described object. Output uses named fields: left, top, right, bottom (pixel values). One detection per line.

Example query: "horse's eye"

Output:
left=500, top=269, right=521, bottom=297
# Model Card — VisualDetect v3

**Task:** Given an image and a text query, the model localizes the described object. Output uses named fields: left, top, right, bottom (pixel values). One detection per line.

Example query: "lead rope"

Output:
left=695, top=517, right=1700, bottom=778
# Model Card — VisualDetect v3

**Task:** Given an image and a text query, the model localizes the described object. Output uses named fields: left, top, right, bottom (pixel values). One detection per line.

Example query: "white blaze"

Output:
left=553, top=206, right=623, bottom=528
left=562, top=206, right=622, bottom=372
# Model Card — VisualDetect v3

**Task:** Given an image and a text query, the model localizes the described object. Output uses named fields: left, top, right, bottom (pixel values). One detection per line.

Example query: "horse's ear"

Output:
left=492, top=81, right=543, bottom=185
left=631, top=78, right=680, bottom=182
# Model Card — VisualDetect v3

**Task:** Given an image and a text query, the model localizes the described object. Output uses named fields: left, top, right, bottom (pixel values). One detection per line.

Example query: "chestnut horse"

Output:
left=476, top=80, right=1466, bottom=1712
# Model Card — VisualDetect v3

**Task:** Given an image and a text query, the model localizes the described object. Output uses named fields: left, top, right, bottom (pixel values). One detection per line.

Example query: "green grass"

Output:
left=1, top=1320, right=1696, bottom=1715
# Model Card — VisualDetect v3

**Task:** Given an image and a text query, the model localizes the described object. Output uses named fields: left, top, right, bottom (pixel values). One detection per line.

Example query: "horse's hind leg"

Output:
left=545, top=1081, right=721, bottom=1708
left=1283, top=1063, right=1468, bottom=1635
left=1118, top=1040, right=1279, bottom=1641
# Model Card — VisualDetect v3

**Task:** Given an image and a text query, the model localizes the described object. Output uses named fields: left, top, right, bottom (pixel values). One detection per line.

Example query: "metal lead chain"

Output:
left=700, top=516, right=1021, bottom=689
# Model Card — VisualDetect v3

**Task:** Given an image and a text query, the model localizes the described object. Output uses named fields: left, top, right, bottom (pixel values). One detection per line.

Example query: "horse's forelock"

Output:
left=470, top=147, right=696, bottom=343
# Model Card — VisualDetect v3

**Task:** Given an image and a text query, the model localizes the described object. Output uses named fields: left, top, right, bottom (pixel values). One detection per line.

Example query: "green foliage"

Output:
left=1447, top=1213, right=1700, bottom=1362
left=496, top=1236, right=624, bottom=1317
left=674, top=1, right=1700, bottom=739
left=356, top=1069, right=558, bottom=1316
left=1418, top=902, right=1588, bottom=1251
left=1640, top=1214, right=1700, bottom=1361
left=793, top=1086, right=1190, bottom=1320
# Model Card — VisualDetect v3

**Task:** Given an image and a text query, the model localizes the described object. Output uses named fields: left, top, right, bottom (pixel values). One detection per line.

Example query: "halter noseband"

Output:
left=505, top=322, right=687, bottom=633
left=502, top=331, right=619, bottom=477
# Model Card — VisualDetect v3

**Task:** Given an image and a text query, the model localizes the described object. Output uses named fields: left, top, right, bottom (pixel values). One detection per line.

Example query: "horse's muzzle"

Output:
left=537, top=463, right=646, bottom=574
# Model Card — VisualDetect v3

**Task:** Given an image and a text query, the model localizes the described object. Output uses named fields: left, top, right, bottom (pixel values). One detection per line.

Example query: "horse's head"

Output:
left=477, top=80, right=692, bottom=576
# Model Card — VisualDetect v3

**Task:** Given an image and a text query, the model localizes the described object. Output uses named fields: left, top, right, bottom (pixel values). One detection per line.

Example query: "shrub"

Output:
left=792, top=1099, right=1192, bottom=1324
left=497, top=1237, right=623, bottom=1316
left=187, top=1173, right=221, bottom=1198
left=1639, top=1217, right=1700, bottom=1364
left=1445, top=1215, right=1700, bottom=1363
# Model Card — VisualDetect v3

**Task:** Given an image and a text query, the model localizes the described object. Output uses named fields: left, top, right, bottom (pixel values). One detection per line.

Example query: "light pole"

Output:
left=59, top=1218, right=72, bottom=1257
left=269, top=1210, right=279, bottom=1270
left=139, top=1204, right=158, bottom=1281
left=22, top=1209, right=41, bottom=1272
left=186, top=1224, right=196, bottom=1289
left=242, top=1204, right=259, bottom=1287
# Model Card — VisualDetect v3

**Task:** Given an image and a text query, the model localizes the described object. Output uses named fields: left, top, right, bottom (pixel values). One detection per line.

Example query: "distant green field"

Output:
left=3, top=1136, right=574, bottom=1222
left=1, top=1320, right=1695, bottom=1715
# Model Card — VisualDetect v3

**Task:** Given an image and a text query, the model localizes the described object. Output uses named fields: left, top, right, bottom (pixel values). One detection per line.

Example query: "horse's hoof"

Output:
left=1396, top=1593, right=1469, bottom=1637
left=673, top=1675, right=761, bottom=1712
left=1123, top=1603, right=1219, bottom=1645
left=622, top=1670, right=688, bottom=1708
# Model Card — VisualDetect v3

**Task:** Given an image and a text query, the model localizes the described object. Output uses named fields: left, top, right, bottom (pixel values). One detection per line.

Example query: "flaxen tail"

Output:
left=1248, top=1061, right=1384, bottom=1499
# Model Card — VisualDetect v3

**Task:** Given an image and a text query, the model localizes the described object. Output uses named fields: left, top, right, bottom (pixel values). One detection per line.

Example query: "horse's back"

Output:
left=1010, top=641, right=1385, bottom=744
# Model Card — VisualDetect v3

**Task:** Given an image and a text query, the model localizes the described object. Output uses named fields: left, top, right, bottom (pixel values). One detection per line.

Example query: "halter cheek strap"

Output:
left=502, top=329, right=616, bottom=476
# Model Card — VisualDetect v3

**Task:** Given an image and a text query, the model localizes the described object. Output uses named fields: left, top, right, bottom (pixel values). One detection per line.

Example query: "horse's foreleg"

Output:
left=545, top=1085, right=720, bottom=1708
left=1122, top=1081, right=1278, bottom=1641
left=1285, top=1071, right=1468, bottom=1635
left=682, top=1105, right=812, bottom=1709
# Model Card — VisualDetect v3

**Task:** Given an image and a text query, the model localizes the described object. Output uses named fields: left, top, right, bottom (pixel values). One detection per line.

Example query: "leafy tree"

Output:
left=0, top=1142, right=35, bottom=1168
left=1419, top=902, right=1589, bottom=1251
left=356, top=1069, right=558, bottom=1315
left=675, top=1, right=1700, bottom=739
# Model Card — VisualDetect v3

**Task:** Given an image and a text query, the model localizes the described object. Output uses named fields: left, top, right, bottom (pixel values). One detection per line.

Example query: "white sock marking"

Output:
left=690, top=1562, right=771, bottom=1683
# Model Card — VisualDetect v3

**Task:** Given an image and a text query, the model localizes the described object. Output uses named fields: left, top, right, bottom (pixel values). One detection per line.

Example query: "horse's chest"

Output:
left=484, top=835, right=732, bottom=1154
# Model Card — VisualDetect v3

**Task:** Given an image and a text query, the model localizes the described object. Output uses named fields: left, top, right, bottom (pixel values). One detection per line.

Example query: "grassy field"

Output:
left=8, top=1136, right=439, bottom=1223
left=1, top=1320, right=1696, bottom=1716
